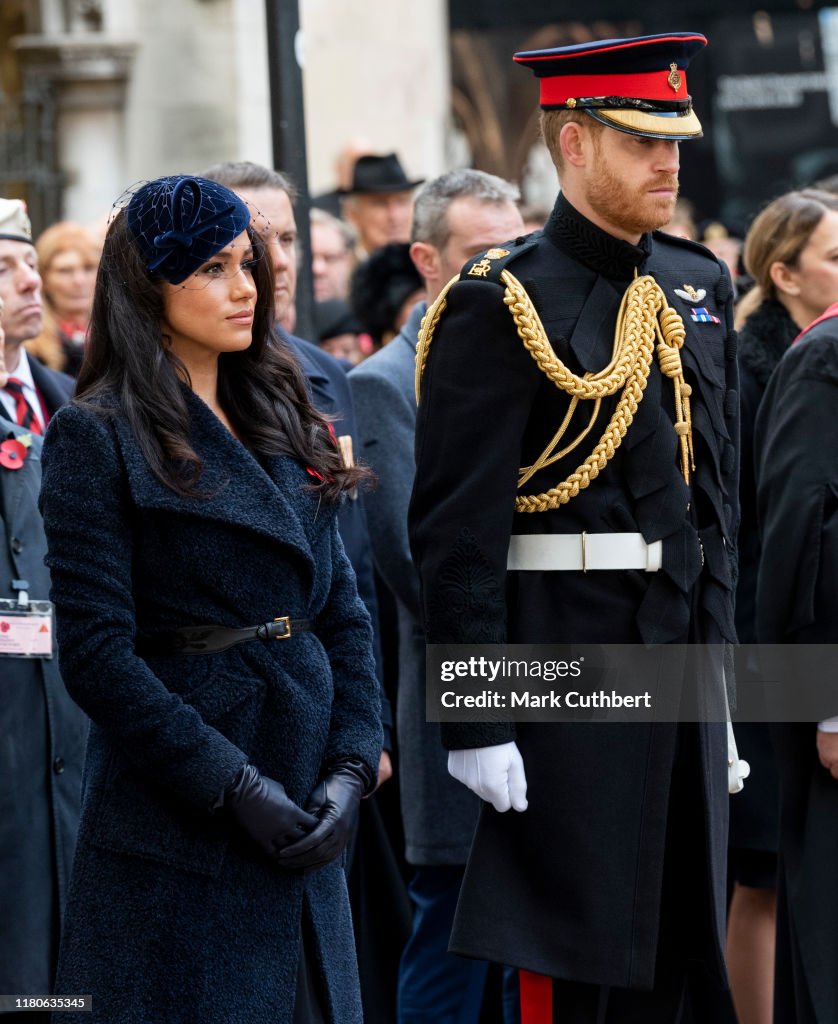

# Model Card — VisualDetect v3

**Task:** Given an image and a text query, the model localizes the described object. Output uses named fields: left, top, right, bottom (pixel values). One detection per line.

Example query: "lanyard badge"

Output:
left=0, top=580, right=54, bottom=658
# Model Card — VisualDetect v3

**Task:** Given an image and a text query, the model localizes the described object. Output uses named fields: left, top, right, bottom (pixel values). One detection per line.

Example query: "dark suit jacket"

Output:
left=41, top=393, right=382, bottom=1024
left=0, top=418, right=87, bottom=996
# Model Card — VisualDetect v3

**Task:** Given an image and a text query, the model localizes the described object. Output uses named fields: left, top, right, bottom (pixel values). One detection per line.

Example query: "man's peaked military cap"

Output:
left=514, top=32, right=707, bottom=141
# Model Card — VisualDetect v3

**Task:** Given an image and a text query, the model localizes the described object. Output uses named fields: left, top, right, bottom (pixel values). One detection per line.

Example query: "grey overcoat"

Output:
left=350, top=302, right=479, bottom=866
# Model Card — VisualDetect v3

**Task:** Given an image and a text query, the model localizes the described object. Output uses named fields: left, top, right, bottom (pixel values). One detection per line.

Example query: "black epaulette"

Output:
left=459, top=234, right=540, bottom=285
left=653, top=229, right=734, bottom=309
left=651, top=230, right=721, bottom=265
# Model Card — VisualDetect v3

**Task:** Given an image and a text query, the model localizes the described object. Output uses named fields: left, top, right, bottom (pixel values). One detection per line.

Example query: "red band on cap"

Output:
left=540, top=69, right=688, bottom=106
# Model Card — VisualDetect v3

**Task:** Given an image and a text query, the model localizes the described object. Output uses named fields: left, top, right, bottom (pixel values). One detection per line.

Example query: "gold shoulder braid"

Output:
left=415, top=270, right=694, bottom=514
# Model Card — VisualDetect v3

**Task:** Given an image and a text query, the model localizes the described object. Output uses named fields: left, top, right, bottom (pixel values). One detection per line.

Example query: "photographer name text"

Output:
left=439, top=689, right=652, bottom=709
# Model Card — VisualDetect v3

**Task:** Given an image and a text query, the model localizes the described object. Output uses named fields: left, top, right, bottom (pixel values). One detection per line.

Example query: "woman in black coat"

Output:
left=752, top=192, right=838, bottom=1024
left=39, top=176, right=382, bottom=1024
left=728, top=189, right=838, bottom=1024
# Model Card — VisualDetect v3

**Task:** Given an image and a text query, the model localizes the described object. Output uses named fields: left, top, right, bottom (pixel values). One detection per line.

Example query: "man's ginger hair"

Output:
left=541, top=109, right=605, bottom=173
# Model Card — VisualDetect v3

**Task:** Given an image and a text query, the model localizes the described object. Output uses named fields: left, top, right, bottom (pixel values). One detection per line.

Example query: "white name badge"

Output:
left=0, top=599, right=54, bottom=658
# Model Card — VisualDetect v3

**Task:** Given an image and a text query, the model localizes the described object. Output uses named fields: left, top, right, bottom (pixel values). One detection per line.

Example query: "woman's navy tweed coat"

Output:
left=39, top=391, right=383, bottom=1024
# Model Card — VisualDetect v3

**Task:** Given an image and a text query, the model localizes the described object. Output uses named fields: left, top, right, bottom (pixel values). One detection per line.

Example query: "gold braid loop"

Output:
left=655, top=303, right=695, bottom=481
left=502, top=274, right=636, bottom=397
left=413, top=267, right=693, bottom=514
left=514, top=316, right=653, bottom=513
left=506, top=270, right=692, bottom=512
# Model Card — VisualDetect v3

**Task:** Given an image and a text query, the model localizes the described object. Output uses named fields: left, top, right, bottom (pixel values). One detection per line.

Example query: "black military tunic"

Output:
left=408, top=193, right=739, bottom=990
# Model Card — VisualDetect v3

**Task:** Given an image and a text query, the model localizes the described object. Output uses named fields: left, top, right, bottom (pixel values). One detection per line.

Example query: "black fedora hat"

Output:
left=314, top=299, right=364, bottom=342
left=339, top=153, right=424, bottom=196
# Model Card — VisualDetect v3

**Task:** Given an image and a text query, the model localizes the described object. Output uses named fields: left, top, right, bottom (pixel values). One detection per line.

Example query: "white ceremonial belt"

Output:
left=507, top=533, right=663, bottom=573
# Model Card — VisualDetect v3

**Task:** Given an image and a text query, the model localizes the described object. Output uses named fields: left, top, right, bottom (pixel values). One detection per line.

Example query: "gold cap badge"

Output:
left=668, top=63, right=682, bottom=92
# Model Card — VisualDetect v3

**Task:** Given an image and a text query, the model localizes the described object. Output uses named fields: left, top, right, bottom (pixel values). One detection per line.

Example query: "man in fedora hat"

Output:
left=340, top=153, right=424, bottom=256
left=409, top=32, right=743, bottom=1022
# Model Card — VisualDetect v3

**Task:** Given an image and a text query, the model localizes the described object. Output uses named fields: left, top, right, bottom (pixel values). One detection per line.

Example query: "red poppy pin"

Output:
left=305, top=423, right=338, bottom=483
left=0, top=434, right=30, bottom=471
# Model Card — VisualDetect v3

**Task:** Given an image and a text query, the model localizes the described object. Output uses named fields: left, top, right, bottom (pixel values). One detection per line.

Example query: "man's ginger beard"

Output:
left=584, top=131, right=679, bottom=237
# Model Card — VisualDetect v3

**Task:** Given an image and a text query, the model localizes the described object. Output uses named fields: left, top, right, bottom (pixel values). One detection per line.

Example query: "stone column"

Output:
left=299, top=0, right=450, bottom=193
left=232, top=0, right=272, bottom=169
left=13, top=32, right=135, bottom=227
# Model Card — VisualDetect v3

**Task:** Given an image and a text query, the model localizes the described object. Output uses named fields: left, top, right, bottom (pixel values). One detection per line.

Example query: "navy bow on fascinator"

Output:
left=126, top=175, right=252, bottom=284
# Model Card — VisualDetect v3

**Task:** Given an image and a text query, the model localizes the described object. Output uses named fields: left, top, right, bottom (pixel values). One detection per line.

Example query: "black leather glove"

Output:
left=278, top=759, right=372, bottom=871
left=224, top=764, right=318, bottom=860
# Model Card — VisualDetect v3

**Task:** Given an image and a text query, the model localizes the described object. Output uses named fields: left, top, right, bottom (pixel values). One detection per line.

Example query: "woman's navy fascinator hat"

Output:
left=126, top=175, right=252, bottom=284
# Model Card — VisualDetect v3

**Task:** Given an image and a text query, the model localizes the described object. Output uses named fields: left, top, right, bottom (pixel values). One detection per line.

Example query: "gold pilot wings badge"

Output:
left=674, top=284, right=707, bottom=303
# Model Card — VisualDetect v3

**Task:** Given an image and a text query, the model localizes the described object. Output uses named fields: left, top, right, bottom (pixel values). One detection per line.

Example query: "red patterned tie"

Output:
left=3, top=377, right=43, bottom=435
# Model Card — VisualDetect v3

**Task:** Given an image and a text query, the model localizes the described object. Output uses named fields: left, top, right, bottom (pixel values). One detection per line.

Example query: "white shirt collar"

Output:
left=7, top=347, right=37, bottom=390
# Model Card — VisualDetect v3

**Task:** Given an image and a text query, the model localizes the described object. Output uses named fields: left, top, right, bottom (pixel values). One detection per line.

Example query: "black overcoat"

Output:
left=0, top=420, right=87, bottom=997
left=755, top=310, right=838, bottom=1023
left=280, top=329, right=392, bottom=746
left=39, top=391, right=383, bottom=1024
left=727, top=300, right=795, bottom=858
left=408, top=196, right=739, bottom=989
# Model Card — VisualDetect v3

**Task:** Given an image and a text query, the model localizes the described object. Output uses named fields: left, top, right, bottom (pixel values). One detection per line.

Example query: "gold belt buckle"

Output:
left=273, top=615, right=292, bottom=639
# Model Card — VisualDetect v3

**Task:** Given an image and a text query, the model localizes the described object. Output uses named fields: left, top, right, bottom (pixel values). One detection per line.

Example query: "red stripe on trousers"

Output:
left=520, top=970, right=552, bottom=1024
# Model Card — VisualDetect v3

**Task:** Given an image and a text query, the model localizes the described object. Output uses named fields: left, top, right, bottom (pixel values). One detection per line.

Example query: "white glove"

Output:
left=448, top=742, right=528, bottom=812
left=727, top=721, right=750, bottom=794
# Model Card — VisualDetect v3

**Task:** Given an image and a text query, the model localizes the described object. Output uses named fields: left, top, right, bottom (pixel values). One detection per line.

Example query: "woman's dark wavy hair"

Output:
left=77, top=210, right=366, bottom=501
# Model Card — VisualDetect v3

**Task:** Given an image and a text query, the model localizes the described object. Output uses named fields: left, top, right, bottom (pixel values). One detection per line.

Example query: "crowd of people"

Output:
left=4, top=25, right=838, bottom=1024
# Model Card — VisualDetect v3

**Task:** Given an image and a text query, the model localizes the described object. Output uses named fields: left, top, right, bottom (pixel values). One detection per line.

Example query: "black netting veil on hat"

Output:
left=126, top=176, right=252, bottom=285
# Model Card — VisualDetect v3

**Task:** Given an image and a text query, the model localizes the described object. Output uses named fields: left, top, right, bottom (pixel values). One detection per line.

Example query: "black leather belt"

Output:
left=138, top=616, right=313, bottom=656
